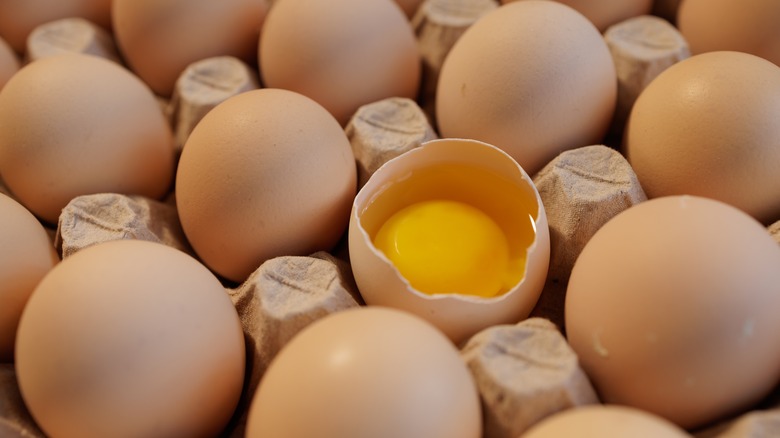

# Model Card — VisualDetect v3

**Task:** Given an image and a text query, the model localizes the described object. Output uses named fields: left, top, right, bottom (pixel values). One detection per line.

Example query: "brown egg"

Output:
left=678, top=0, right=780, bottom=66
left=176, top=88, right=356, bottom=282
left=0, top=193, right=58, bottom=362
left=436, top=0, right=616, bottom=176
left=521, top=405, right=690, bottom=437
left=0, top=0, right=111, bottom=53
left=112, top=0, right=269, bottom=96
left=0, top=37, right=19, bottom=90
left=625, top=51, right=780, bottom=224
left=246, top=307, right=482, bottom=438
left=259, top=0, right=421, bottom=125
left=15, top=239, right=245, bottom=437
left=501, top=0, right=653, bottom=32
left=565, top=196, right=780, bottom=429
left=0, top=53, right=174, bottom=224
left=393, top=0, right=425, bottom=18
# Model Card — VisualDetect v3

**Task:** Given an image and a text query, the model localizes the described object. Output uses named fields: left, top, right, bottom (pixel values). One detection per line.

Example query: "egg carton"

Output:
left=2, top=1, right=780, bottom=437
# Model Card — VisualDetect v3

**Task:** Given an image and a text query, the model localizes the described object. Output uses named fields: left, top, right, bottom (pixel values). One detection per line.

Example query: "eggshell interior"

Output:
left=349, top=138, right=550, bottom=345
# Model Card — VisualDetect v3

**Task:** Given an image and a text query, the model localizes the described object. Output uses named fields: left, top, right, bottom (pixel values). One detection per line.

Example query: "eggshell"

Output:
left=678, top=0, right=780, bottom=66
left=394, top=0, right=425, bottom=18
left=0, top=193, right=58, bottom=362
left=565, top=196, right=780, bottom=429
left=112, top=0, right=269, bottom=96
left=349, top=138, right=550, bottom=345
left=176, top=88, right=356, bottom=282
left=259, top=0, right=421, bottom=125
left=436, top=0, right=617, bottom=176
left=521, top=405, right=690, bottom=437
left=501, top=0, right=653, bottom=32
left=0, top=37, right=19, bottom=90
left=0, top=53, right=174, bottom=224
left=15, top=239, right=245, bottom=438
left=246, top=307, right=482, bottom=438
left=625, top=51, right=780, bottom=224
left=0, top=0, right=111, bottom=53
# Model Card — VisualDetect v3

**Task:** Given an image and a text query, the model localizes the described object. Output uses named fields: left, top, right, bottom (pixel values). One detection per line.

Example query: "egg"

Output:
left=0, top=193, right=58, bottom=362
left=521, top=405, right=690, bottom=437
left=625, top=51, right=780, bottom=224
left=176, top=88, right=356, bottom=283
left=246, top=307, right=482, bottom=438
left=0, top=0, right=111, bottom=53
left=349, top=138, right=550, bottom=345
left=393, top=0, right=425, bottom=18
left=436, top=0, right=617, bottom=176
left=15, top=239, right=245, bottom=438
left=112, top=0, right=269, bottom=96
left=259, top=0, right=421, bottom=125
left=0, top=53, right=174, bottom=224
left=501, top=0, right=654, bottom=32
left=678, top=0, right=780, bottom=66
left=0, top=37, right=19, bottom=90
left=565, top=196, right=780, bottom=429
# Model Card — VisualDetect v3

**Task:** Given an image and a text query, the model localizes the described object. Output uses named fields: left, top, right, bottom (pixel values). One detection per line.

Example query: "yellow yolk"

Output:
left=372, top=200, right=512, bottom=297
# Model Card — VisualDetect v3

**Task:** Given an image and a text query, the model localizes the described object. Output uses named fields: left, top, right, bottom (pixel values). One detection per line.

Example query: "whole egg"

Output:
left=0, top=53, right=174, bottom=224
left=521, top=405, right=690, bottom=437
left=0, top=193, right=58, bottom=362
left=501, top=0, right=654, bottom=32
left=566, top=196, right=780, bottom=429
left=0, top=37, right=19, bottom=90
left=176, top=88, right=356, bottom=282
left=15, top=240, right=245, bottom=438
left=0, top=0, right=111, bottom=53
left=625, top=51, right=780, bottom=224
left=259, top=0, right=421, bottom=125
left=436, top=0, right=616, bottom=176
left=678, top=0, right=780, bottom=66
left=246, top=307, right=482, bottom=438
left=113, top=0, right=269, bottom=96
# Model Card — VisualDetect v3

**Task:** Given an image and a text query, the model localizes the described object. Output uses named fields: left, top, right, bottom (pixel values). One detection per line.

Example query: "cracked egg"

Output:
left=348, top=138, right=550, bottom=345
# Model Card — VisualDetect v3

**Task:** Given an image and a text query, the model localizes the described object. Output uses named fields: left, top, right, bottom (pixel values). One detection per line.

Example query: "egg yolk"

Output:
left=372, top=200, right=512, bottom=298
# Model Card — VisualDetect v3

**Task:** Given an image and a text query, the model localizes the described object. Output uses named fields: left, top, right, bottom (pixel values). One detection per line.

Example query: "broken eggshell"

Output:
left=348, top=138, right=550, bottom=345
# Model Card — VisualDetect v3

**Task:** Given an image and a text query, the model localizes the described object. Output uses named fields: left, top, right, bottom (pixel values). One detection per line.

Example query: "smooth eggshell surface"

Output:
left=521, top=405, right=690, bottom=437
left=0, top=193, right=58, bottom=362
left=678, top=0, right=780, bottom=66
left=15, top=240, right=245, bottom=438
left=393, top=0, right=425, bottom=18
left=0, top=53, right=174, bottom=224
left=0, top=37, right=19, bottom=90
left=246, top=307, right=482, bottom=438
left=112, top=0, right=269, bottom=96
left=349, top=138, right=550, bottom=345
left=436, top=0, right=616, bottom=176
left=625, top=51, right=780, bottom=224
left=260, top=0, right=421, bottom=125
left=565, top=196, right=780, bottom=429
left=176, top=88, right=356, bottom=283
left=502, top=0, right=654, bottom=32
left=0, top=0, right=111, bottom=53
